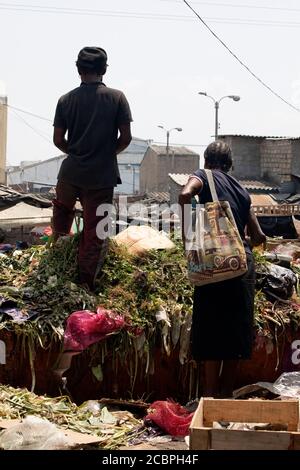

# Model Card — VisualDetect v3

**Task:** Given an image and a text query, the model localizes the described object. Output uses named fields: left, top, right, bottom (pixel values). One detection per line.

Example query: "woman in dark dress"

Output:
left=179, top=141, right=266, bottom=397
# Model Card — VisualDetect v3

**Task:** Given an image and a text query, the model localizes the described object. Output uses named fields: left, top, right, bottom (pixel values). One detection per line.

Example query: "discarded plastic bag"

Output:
left=257, top=372, right=300, bottom=398
left=145, top=401, right=194, bottom=437
left=63, top=307, right=125, bottom=352
left=114, top=226, right=175, bottom=256
left=256, top=262, right=297, bottom=300
left=234, top=372, right=300, bottom=400
left=78, top=400, right=102, bottom=416
left=0, top=416, right=70, bottom=450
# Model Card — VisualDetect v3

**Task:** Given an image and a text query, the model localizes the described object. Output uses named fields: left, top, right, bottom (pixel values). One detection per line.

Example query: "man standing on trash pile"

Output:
left=52, top=46, right=133, bottom=290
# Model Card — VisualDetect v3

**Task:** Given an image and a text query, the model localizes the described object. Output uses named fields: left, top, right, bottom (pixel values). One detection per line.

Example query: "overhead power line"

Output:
left=182, top=0, right=300, bottom=113
left=2, top=3, right=300, bottom=28
left=9, top=108, right=53, bottom=144
left=4, top=102, right=207, bottom=149
left=162, top=1, right=300, bottom=14
left=5, top=104, right=52, bottom=122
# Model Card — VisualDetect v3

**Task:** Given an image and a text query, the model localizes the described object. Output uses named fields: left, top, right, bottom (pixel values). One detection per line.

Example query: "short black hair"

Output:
left=204, top=140, right=232, bottom=172
left=76, top=63, right=106, bottom=75
left=76, top=46, right=107, bottom=76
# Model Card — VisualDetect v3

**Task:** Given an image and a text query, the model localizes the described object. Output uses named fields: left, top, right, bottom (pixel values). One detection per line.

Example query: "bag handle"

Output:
left=204, top=169, right=218, bottom=202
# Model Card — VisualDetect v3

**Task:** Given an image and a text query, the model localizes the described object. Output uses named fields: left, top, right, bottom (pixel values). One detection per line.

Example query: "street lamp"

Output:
left=158, top=125, right=182, bottom=156
left=198, top=92, right=240, bottom=140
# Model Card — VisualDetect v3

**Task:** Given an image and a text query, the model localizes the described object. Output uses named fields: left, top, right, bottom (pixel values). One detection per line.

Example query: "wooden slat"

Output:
left=210, top=429, right=292, bottom=450
left=190, top=398, right=204, bottom=428
left=189, top=429, right=210, bottom=450
left=203, top=399, right=300, bottom=431
left=291, top=433, right=300, bottom=450
left=252, top=204, right=300, bottom=216
left=190, top=399, right=210, bottom=450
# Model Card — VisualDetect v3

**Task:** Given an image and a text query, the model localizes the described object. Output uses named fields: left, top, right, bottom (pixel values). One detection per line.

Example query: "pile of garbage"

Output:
left=0, top=384, right=141, bottom=449
left=0, top=384, right=194, bottom=449
left=254, top=244, right=300, bottom=339
left=0, top=234, right=300, bottom=391
left=0, top=234, right=194, bottom=393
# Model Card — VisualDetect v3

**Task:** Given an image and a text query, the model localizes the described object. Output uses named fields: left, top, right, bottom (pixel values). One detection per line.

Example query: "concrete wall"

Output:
left=261, top=140, right=292, bottom=184
left=291, top=140, right=300, bottom=176
left=220, top=136, right=300, bottom=186
left=0, top=96, right=7, bottom=184
left=169, top=178, right=181, bottom=207
left=220, top=136, right=263, bottom=180
left=140, top=147, right=158, bottom=193
left=156, top=154, right=198, bottom=192
left=140, top=148, right=199, bottom=193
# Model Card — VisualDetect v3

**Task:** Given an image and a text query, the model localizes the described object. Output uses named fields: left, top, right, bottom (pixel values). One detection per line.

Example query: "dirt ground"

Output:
left=119, top=439, right=188, bottom=451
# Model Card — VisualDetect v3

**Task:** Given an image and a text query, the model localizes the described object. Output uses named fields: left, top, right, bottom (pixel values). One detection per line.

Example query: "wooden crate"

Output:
left=190, top=398, right=300, bottom=450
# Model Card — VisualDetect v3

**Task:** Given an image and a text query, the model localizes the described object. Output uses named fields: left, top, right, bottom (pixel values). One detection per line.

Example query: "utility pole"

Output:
left=132, top=166, right=136, bottom=194
left=166, top=130, right=170, bottom=156
left=215, top=101, right=219, bottom=140
left=0, top=96, right=8, bottom=184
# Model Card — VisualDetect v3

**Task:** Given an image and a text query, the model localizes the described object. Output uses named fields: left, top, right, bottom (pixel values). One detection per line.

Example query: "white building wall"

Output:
left=7, top=156, right=63, bottom=188
left=6, top=137, right=150, bottom=194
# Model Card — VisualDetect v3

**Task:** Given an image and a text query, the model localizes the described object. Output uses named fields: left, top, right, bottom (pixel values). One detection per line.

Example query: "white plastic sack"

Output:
left=114, top=226, right=175, bottom=255
left=0, top=416, right=70, bottom=450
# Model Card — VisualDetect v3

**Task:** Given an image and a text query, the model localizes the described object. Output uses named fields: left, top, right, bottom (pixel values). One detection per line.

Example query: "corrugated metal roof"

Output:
left=285, top=194, right=300, bottom=204
left=219, top=134, right=300, bottom=140
left=0, top=185, right=21, bottom=198
left=144, top=192, right=170, bottom=204
left=239, top=180, right=279, bottom=192
left=270, top=193, right=292, bottom=202
left=0, top=185, right=52, bottom=209
left=168, top=173, right=190, bottom=186
left=168, top=174, right=280, bottom=192
left=151, top=145, right=199, bottom=156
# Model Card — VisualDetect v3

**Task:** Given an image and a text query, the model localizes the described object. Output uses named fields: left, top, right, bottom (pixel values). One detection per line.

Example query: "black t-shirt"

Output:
left=192, top=169, right=251, bottom=240
left=53, top=81, right=133, bottom=189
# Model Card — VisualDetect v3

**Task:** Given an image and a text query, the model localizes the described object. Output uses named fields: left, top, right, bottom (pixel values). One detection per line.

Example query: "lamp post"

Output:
left=158, top=125, right=182, bottom=156
left=198, top=92, right=240, bottom=140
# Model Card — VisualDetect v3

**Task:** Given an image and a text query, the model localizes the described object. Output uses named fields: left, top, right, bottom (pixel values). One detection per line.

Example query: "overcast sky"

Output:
left=1, top=0, right=300, bottom=166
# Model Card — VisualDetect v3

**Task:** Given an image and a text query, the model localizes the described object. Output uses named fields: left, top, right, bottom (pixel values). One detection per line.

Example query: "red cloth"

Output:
left=145, top=400, right=194, bottom=437
left=44, top=226, right=53, bottom=236
left=64, top=307, right=125, bottom=352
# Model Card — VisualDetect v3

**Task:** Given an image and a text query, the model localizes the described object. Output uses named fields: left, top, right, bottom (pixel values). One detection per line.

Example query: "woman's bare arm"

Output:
left=178, top=177, right=203, bottom=247
left=246, top=207, right=266, bottom=247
